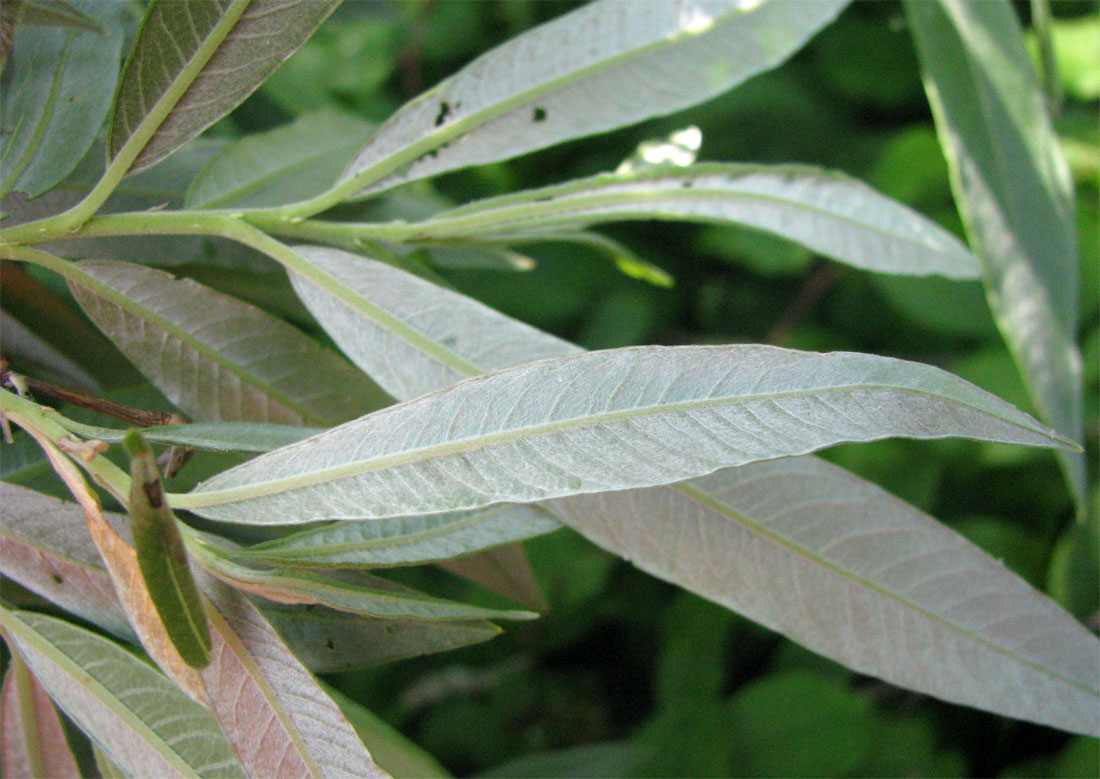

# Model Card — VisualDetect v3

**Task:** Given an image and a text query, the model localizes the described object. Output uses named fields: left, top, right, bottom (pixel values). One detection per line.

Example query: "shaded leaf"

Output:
left=191, top=542, right=536, bottom=621
left=407, top=164, right=980, bottom=279
left=0, top=0, right=122, bottom=197
left=548, top=456, right=1100, bottom=737
left=68, top=260, right=389, bottom=426
left=179, top=344, right=1070, bottom=523
left=237, top=504, right=560, bottom=569
left=339, top=0, right=848, bottom=197
left=0, top=482, right=133, bottom=641
left=0, top=607, right=245, bottom=777
left=124, top=431, right=211, bottom=668
left=186, top=108, right=375, bottom=209
left=13, top=0, right=103, bottom=32
left=197, top=576, right=390, bottom=778
left=109, top=0, right=341, bottom=173
left=0, top=653, right=81, bottom=779
left=438, top=543, right=548, bottom=612
left=906, top=0, right=1086, bottom=512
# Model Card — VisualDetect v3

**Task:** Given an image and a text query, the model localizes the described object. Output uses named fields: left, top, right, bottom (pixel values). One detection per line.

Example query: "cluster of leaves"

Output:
left=0, top=0, right=1097, bottom=776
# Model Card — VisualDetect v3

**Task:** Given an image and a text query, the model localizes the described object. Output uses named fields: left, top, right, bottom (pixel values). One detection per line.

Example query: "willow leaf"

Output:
left=906, top=0, right=1085, bottom=512
left=0, top=0, right=122, bottom=197
left=0, top=654, right=81, bottom=779
left=548, top=456, right=1100, bottom=737
left=86, top=421, right=318, bottom=453
left=178, top=345, right=1070, bottom=523
left=237, top=504, right=560, bottom=569
left=109, top=0, right=340, bottom=173
left=405, top=164, right=980, bottom=279
left=0, top=607, right=246, bottom=778
left=197, top=577, right=389, bottom=778
left=68, top=260, right=389, bottom=426
left=338, top=0, right=847, bottom=197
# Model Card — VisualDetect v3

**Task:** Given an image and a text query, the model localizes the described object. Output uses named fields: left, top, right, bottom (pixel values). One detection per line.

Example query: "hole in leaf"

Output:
left=532, top=107, right=547, bottom=122
left=434, top=102, right=451, bottom=127
left=325, top=638, right=335, bottom=650
left=52, top=574, right=64, bottom=584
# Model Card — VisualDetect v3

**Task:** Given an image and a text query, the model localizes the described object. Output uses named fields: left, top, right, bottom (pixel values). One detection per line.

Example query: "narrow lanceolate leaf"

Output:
left=179, top=345, right=1071, bottom=524
left=0, top=0, right=122, bottom=197
left=439, top=544, right=549, bottom=612
left=404, top=164, right=980, bottom=279
left=548, top=456, right=1100, bottom=737
left=191, top=540, right=536, bottom=621
left=197, top=577, right=389, bottom=779
left=906, top=0, right=1085, bottom=512
left=0, top=483, right=133, bottom=641
left=125, top=431, right=211, bottom=669
left=1, top=654, right=81, bottom=779
left=278, top=255, right=1097, bottom=733
left=338, top=0, right=848, bottom=197
left=237, top=505, right=560, bottom=569
left=289, top=246, right=581, bottom=400
left=109, top=0, right=341, bottom=173
left=0, top=607, right=246, bottom=778
left=87, top=421, right=318, bottom=453
left=186, top=108, right=375, bottom=209
left=68, top=260, right=389, bottom=426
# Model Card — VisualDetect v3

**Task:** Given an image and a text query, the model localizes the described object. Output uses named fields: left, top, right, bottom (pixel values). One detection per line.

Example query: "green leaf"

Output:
left=195, top=577, right=388, bottom=778
left=551, top=456, right=1100, bottom=737
left=0, top=482, right=134, bottom=641
left=238, top=504, right=559, bottom=568
left=278, top=250, right=1096, bottom=734
left=86, top=421, right=319, bottom=453
left=124, top=431, right=211, bottom=669
left=288, top=246, right=580, bottom=400
left=906, top=0, right=1086, bottom=514
left=67, top=260, right=390, bottom=426
left=108, top=0, right=341, bottom=174
left=338, top=0, right=848, bottom=197
left=0, top=606, right=246, bottom=777
left=0, top=653, right=82, bottom=779
left=186, top=109, right=376, bottom=209
left=14, top=0, right=103, bottom=32
left=191, top=541, right=537, bottom=621
left=406, top=164, right=980, bottom=279
left=0, top=0, right=122, bottom=197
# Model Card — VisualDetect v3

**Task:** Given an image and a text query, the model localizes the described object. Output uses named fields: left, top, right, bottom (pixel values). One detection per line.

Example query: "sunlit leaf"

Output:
left=109, top=0, right=341, bottom=173
left=338, top=0, right=848, bottom=197
left=0, top=607, right=246, bottom=777
left=68, top=260, right=389, bottom=425
left=0, top=0, right=122, bottom=197
left=186, top=108, right=375, bottom=209
left=0, top=653, right=81, bottom=779
left=404, top=164, right=980, bottom=279
left=197, top=576, right=389, bottom=778
left=178, top=343, right=1070, bottom=524
left=236, top=504, right=559, bottom=569
left=906, top=0, right=1086, bottom=513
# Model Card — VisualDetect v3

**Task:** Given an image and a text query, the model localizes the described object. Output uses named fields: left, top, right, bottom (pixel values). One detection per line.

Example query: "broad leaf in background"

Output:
left=87, top=421, right=319, bottom=453
left=338, top=0, right=849, bottom=197
left=186, top=108, right=375, bottom=209
left=404, top=164, right=980, bottom=279
left=906, top=0, right=1086, bottom=514
left=7, top=0, right=103, bottom=33
left=237, top=505, right=560, bottom=569
left=180, top=344, right=1070, bottom=524
left=197, top=577, right=389, bottom=778
left=68, top=260, right=390, bottom=425
left=548, top=456, right=1100, bottom=737
left=0, top=607, right=246, bottom=777
left=0, top=0, right=122, bottom=197
left=276, top=253, right=1097, bottom=734
left=0, top=653, right=81, bottom=779
left=109, top=0, right=341, bottom=174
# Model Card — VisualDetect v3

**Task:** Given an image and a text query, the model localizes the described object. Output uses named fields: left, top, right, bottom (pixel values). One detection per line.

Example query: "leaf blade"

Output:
left=0, top=654, right=82, bottom=779
left=339, top=0, right=848, bottom=197
left=179, top=344, right=1071, bottom=523
left=109, top=0, right=340, bottom=173
left=906, top=0, right=1085, bottom=511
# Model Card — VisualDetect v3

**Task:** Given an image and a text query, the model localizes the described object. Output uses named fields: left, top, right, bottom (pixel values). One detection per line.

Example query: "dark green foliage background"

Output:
left=223, top=1, right=1100, bottom=776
